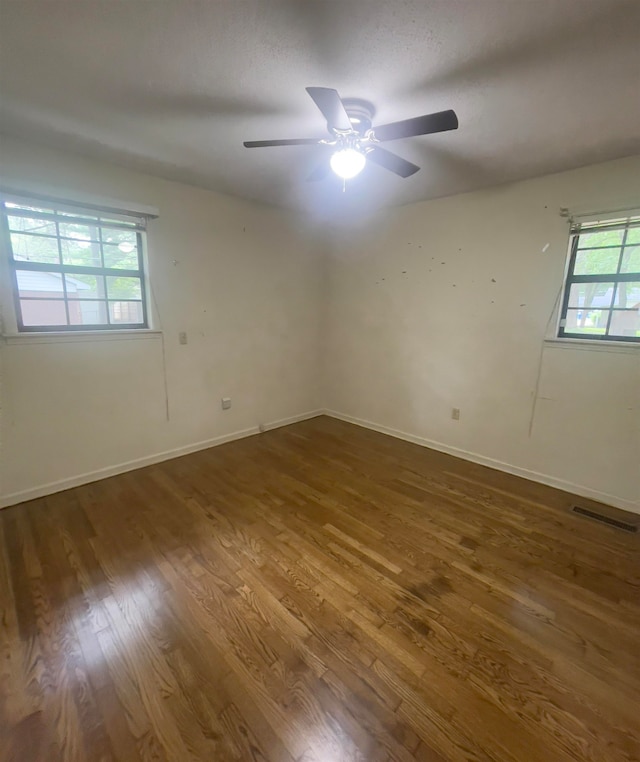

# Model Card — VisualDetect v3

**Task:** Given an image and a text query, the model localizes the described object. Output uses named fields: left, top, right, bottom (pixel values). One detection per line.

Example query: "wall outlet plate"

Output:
left=451, top=407, right=460, bottom=420
left=221, top=397, right=232, bottom=410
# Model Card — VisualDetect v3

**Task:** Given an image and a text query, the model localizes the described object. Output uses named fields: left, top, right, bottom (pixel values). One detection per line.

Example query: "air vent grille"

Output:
left=571, top=505, right=638, bottom=533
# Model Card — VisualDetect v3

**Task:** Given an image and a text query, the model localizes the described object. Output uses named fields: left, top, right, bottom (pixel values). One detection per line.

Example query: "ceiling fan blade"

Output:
left=305, top=87, right=352, bottom=131
left=366, top=146, right=420, bottom=178
left=243, top=138, right=322, bottom=148
left=372, top=109, right=458, bottom=142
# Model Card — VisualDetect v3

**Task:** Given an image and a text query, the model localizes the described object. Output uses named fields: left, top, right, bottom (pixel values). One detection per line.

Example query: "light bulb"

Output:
left=330, top=148, right=366, bottom=179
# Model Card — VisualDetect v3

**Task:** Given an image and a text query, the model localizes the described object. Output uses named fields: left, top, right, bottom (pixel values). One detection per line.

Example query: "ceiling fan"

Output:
left=243, top=87, right=459, bottom=181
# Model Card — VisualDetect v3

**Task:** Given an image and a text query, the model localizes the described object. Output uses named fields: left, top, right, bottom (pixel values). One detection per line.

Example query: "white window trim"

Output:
left=543, top=337, right=638, bottom=354
left=1, top=329, right=163, bottom=345
left=0, top=183, right=159, bottom=220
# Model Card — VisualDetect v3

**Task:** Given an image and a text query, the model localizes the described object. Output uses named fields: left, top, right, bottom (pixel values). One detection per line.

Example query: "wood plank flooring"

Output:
left=1, top=415, right=638, bottom=761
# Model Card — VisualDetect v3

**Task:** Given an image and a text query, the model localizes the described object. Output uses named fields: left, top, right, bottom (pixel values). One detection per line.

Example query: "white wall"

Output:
left=2, top=138, right=638, bottom=514
left=0, top=136, right=323, bottom=505
left=324, top=156, right=640, bottom=513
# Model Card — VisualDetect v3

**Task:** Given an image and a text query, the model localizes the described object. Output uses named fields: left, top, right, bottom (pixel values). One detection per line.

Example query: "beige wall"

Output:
left=324, top=156, right=640, bottom=513
left=0, top=136, right=323, bottom=505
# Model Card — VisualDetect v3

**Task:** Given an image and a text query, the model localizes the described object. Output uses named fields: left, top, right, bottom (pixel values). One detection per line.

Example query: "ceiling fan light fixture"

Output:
left=330, top=148, right=366, bottom=179
left=244, top=87, right=459, bottom=183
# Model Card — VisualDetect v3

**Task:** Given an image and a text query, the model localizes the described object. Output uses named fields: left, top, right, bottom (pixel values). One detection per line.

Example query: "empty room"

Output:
left=0, top=1, right=639, bottom=760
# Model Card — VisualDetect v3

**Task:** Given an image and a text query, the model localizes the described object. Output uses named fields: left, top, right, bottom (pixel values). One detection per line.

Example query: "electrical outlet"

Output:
left=179, top=331, right=188, bottom=345
left=221, top=397, right=232, bottom=410
left=451, top=407, right=460, bottom=420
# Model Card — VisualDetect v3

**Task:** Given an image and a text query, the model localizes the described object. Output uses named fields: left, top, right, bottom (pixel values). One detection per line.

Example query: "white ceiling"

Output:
left=1, top=1, right=639, bottom=219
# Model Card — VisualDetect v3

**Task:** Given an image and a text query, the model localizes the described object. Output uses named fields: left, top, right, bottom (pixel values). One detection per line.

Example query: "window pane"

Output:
left=573, top=248, right=620, bottom=275
left=64, top=274, right=104, bottom=299
left=609, top=309, right=640, bottom=338
left=68, top=300, right=108, bottom=325
left=4, top=197, right=148, bottom=334
left=16, top=269, right=65, bottom=298
left=613, top=281, right=640, bottom=308
left=567, top=281, right=614, bottom=309
left=7, top=215, right=57, bottom=236
left=621, top=246, right=640, bottom=274
left=103, top=242, right=138, bottom=269
left=20, top=299, right=68, bottom=326
left=60, top=237, right=102, bottom=267
left=10, top=232, right=59, bottom=264
left=626, top=227, right=640, bottom=245
left=109, top=301, right=144, bottom=324
left=564, top=308, right=609, bottom=335
left=101, top=227, right=136, bottom=246
left=58, top=221, right=100, bottom=243
left=106, top=276, right=141, bottom=299
left=577, top=229, right=624, bottom=248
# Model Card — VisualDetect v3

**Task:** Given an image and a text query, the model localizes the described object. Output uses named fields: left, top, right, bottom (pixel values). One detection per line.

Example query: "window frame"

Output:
left=557, top=216, right=640, bottom=344
left=0, top=193, right=151, bottom=333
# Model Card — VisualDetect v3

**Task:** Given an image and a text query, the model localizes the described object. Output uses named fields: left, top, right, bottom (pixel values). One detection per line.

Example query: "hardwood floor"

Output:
left=1, top=416, right=638, bottom=762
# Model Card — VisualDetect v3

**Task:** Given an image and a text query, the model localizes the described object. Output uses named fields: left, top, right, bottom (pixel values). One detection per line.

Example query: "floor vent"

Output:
left=571, top=505, right=638, bottom=533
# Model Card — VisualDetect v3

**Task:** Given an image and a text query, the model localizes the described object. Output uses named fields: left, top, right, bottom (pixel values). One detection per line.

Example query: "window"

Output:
left=558, top=215, right=640, bottom=343
left=1, top=193, right=150, bottom=332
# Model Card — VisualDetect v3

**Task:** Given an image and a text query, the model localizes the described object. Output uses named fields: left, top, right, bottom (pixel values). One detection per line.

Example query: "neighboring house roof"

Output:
left=584, top=286, right=640, bottom=309
left=16, top=270, right=90, bottom=294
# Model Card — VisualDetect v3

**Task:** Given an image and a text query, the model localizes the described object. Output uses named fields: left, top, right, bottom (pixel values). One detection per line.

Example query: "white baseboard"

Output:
left=323, top=409, right=639, bottom=515
left=4, top=408, right=636, bottom=516
left=0, top=410, right=323, bottom=509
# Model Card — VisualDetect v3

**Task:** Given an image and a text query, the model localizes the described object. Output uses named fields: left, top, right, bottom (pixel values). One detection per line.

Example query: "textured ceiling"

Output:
left=0, top=0, right=639, bottom=219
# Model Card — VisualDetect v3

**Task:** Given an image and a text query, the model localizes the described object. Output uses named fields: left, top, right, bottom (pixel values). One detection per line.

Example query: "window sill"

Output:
left=2, top=329, right=163, bottom=345
left=544, top=337, right=639, bottom=354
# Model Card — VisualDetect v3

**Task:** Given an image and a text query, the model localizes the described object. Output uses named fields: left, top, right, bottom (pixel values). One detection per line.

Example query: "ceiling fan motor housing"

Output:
left=337, top=98, right=376, bottom=136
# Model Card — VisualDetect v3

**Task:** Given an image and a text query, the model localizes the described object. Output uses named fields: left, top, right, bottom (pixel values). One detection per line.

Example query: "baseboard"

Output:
left=5, top=407, right=636, bottom=515
left=0, top=409, right=323, bottom=509
left=323, top=409, right=639, bottom=515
